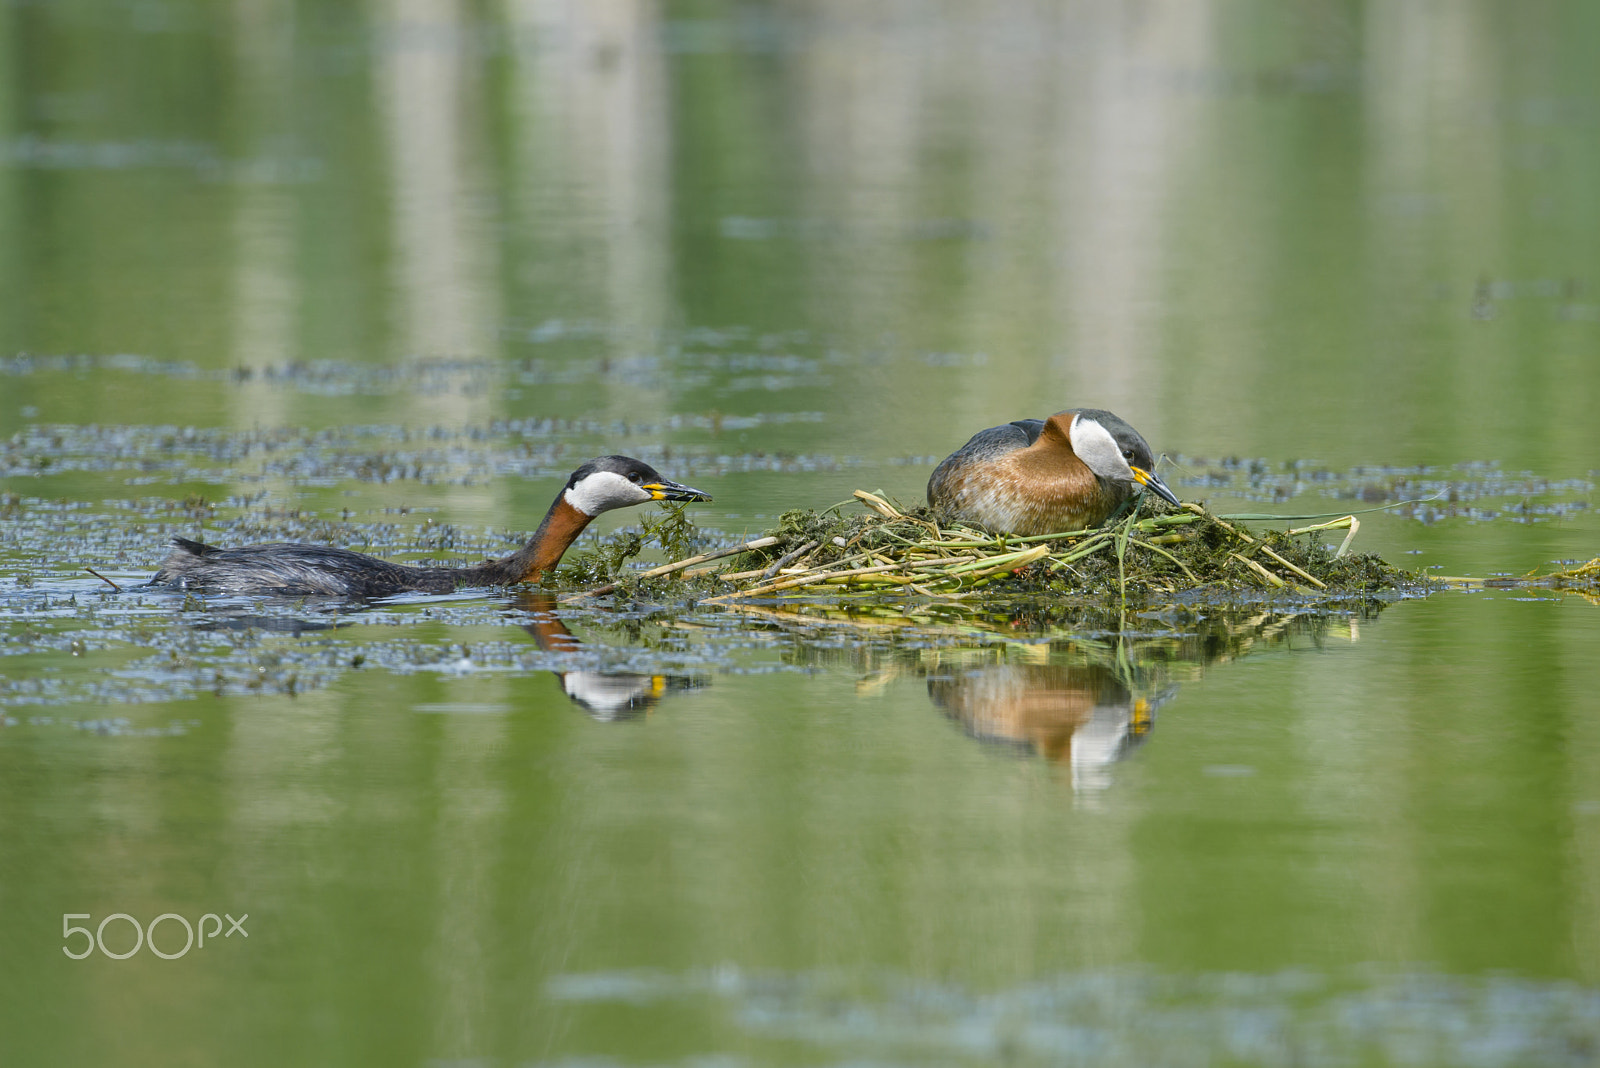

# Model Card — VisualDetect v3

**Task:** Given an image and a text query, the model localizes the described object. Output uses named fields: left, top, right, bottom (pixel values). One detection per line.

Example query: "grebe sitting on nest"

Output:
left=927, top=408, right=1179, bottom=535
left=149, top=455, right=711, bottom=598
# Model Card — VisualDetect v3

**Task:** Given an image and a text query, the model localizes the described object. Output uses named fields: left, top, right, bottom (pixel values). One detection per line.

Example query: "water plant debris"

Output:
left=626, top=491, right=1415, bottom=604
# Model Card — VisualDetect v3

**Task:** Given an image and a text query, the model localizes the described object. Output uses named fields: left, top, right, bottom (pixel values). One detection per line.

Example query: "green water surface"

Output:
left=2, top=4, right=1599, bottom=1066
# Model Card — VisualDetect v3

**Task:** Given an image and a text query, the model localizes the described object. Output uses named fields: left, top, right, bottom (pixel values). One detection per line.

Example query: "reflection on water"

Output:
left=928, top=661, right=1165, bottom=791
left=716, top=602, right=1377, bottom=790
left=189, top=611, right=346, bottom=637
left=516, top=592, right=705, bottom=721
left=4, top=2, right=1600, bottom=1063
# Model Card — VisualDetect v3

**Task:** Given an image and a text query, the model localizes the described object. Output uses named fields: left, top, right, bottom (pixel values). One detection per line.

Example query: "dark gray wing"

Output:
left=945, top=421, right=1038, bottom=465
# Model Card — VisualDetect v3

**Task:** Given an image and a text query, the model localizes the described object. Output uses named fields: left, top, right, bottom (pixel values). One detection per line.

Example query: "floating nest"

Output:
left=567, top=491, right=1419, bottom=605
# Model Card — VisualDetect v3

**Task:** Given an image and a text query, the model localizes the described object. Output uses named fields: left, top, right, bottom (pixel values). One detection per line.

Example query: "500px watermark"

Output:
left=62, top=912, right=248, bottom=960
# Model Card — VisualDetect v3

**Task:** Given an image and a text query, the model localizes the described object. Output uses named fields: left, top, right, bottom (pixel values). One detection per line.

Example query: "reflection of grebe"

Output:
left=149, top=456, right=710, bottom=598
left=519, top=593, right=704, bottom=722
left=927, top=408, right=1178, bottom=534
left=928, top=662, right=1165, bottom=790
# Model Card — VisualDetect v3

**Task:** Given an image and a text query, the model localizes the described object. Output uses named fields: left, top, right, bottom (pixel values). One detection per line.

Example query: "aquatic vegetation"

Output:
left=1432, top=554, right=1600, bottom=604
left=1542, top=556, right=1600, bottom=587
left=616, top=492, right=1419, bottom=606
left=545, top=965, right=1600, bottom=1068
left=558, top=501, right=721, bottom=585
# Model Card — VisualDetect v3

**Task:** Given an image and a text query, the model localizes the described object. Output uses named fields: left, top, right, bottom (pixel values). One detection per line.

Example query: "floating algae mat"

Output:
left=570, top=492, right=1418, bottom=605
left=1432, top=554, right=1600, bottom=598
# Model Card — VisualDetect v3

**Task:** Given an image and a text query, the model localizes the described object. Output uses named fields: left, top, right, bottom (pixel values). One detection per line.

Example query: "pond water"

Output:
left=3, top=3, right=1600, bottom=1066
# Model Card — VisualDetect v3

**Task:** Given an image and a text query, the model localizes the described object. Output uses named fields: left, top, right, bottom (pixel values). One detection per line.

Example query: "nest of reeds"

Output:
left=570, top=491, right=1416, bottom=605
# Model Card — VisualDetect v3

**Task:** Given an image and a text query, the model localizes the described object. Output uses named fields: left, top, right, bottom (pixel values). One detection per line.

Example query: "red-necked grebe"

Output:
left=149, top=455, right=710, bottom=598
left=927, top=408, right=1179, bottom=535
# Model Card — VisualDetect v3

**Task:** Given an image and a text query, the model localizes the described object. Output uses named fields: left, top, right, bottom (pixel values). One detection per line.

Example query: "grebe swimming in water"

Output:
left=149, top=455, right=711, bottom=598
left=927, top=408, right=1179, bottom=535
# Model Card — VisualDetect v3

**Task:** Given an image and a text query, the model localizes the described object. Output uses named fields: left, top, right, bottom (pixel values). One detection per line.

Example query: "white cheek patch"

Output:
left=1067, top=415, right=1135, bottom=481
left=565, top=470, right=650, bottom=516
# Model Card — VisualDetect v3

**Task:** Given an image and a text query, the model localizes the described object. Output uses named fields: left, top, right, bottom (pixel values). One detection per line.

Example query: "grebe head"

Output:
left=563, top=455, right=712, bottom=517
left=1062, top=410, right=1180, bottom=507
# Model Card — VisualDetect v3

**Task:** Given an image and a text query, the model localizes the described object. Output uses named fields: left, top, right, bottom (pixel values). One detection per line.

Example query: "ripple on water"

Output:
left=543, top=967, right=1600, bottom=1067
left=6, top=346, right=1595, bottom=531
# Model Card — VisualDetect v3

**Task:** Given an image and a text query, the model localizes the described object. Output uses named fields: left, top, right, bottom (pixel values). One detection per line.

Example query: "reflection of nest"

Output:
left=732, top=600, right=1376, bottom=687
left=737, top=601, right=1378, bottom=785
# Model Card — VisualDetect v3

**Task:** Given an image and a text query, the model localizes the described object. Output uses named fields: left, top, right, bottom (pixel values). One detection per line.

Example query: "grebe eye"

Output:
left=628, top=472, right=643, bottom=483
